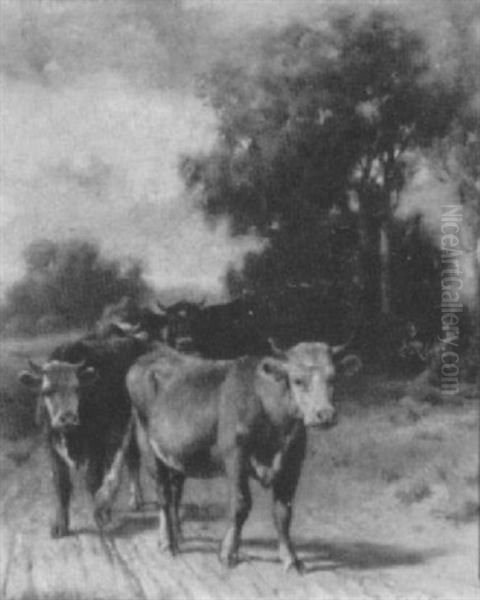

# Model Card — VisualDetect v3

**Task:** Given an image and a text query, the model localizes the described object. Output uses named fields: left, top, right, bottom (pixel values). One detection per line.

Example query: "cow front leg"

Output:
left=272, top=429, right=306, bottom=573
left=49, top=446, right=72, bottom=538
left=219, top=452, right=251, bottom=567
left=125, top=434, right=143, bottom=511
left=155, top=459, right=178, bottom=555
left=170, top=470, right=185, bottom=543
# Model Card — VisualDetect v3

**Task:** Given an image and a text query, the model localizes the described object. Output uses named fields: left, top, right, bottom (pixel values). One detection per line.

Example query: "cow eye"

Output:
left=293, top=378, right=305, bottom=388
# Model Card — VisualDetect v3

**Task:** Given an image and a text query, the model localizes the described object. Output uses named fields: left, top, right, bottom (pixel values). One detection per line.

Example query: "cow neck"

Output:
left=258, top=400, right=299, bottom=439
left=258, top=390, right=299, bottom=431
left=251, top=413, right=301, bottom=467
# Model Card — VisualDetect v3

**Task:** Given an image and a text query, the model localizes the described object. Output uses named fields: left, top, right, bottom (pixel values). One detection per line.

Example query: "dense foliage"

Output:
left=182, top=8, right=479, bottom=356
left=0, top=239, right=146, bottom=335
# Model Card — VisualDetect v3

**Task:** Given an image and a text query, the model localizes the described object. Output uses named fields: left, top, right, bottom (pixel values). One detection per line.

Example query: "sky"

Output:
left=0, top=0, right=264, bottom=298
left=0, top=0, right=478, bottom=301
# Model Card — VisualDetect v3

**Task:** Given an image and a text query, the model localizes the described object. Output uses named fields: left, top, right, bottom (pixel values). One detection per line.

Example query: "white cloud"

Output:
left=0, top=72, right=261, bottom=297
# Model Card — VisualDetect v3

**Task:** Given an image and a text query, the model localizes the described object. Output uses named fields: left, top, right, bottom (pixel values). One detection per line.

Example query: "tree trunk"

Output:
left=475, top=239, right=480, bottom=388
left=379, top=224, right=390, bottom=316
left=357, top=198, right=384, bottom=362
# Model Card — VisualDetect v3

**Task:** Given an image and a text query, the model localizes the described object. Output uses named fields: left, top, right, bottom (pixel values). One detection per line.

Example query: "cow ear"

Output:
left=338, top=354, right=362, bottom=378
left=78, top=366, right=98, bottom=387
left=18, top=370, right=42, bottom=389
left=259, top=358, right=288, bottom=382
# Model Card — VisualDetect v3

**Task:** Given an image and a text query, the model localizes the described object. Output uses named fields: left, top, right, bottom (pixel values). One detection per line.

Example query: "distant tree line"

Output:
left=0, top=239, right=146, bottom=336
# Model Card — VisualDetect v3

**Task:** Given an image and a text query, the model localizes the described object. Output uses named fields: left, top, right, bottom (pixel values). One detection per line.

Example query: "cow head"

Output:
left=157, top=299, right=204, bottom=352
left=260, top=341, right=361, bottom=428
left=19, top=360, right=97, bottom=430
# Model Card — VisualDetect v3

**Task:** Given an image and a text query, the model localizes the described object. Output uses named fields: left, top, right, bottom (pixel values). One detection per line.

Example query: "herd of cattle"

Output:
left=18, top=294, right=361, bottom=573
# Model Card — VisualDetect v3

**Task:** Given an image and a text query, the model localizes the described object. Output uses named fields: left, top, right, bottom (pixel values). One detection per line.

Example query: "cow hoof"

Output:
left=284, top=557, right=305, bottom=574
left=94, top=506, right=112, bottom=530
left=158, top=539, right=178, bottom=556
left=219, top=552, right=239, bottom=568
left=128, top=497, right=143, bottom=512
left=50, top=522, right=69, bottom=538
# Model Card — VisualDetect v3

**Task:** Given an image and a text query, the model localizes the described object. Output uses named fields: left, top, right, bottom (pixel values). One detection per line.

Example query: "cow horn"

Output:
left=268, top=337, right=284, bottom=357
left=114, top=320, right=141, bottom=334
left=331, top=334, right=354, bottom=356
left=71, top=360, right=86, bottom=370
left=28, top=359, right=43, bottom=374
left=156, top=300, right=168, bottom=313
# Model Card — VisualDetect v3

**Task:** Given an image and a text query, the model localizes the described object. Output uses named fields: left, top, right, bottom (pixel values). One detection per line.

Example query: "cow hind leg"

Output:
left=219, top=453, right=252, bottom=567
left=155, top=459, right=179, bottom=555
left=93, top=419, right=135, bottom=528
left=125, top=434, right=143, bottom=511
left=50, top=448, right=72, bottom=538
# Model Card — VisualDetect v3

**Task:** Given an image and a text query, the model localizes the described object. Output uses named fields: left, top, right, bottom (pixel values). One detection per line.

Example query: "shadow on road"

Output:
left=76, top=507, right=444, bottom=574
left=107, top=514, right=159, bottom=538
left=181, top=502, right=227, bottom=522
left=93, top=501, right=227, bottom=538
left=242, top=536, right=444, bottom=573
left=174, top=534, right=443, bottom=573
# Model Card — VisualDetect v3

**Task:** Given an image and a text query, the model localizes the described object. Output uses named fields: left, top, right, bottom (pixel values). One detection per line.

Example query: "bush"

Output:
left=0, top=238, right=147, bottom=336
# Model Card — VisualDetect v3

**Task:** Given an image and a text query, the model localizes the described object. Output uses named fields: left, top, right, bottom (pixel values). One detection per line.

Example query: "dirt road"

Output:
left=1, top=402, right=478, bottom=600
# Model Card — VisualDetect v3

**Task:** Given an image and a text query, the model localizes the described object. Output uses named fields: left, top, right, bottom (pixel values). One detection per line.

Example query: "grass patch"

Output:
left=307, top=377, right=477, bottom=528
left=395, top=479, right=432, bottom=505
left=445, top=500, right=480, bottom=524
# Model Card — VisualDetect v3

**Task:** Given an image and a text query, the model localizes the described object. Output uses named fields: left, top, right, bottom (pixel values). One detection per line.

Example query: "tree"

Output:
left=331, top=11, right=461, bottom=326
left=1, top=238, right=147, bottom=334
left=183, top=10, right=463, bottom=352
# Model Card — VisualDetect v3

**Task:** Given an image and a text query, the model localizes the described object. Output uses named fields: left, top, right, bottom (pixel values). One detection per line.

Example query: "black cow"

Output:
left=157, top=296, right=270, bottom=358
left=18, top=329, right=152, bottom=537
left=96, top=296, right=168, bottom=342
left=156, top=299, right=204, bottom=352
left=123, top=341, right=360, bottom=571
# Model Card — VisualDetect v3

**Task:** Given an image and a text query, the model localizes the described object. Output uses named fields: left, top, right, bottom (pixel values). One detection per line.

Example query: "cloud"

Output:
left=1, top=0, right=478, bottom=300
left=1, top=70, right=264, bottom=294
left=0, top=0, right=263, bottom=298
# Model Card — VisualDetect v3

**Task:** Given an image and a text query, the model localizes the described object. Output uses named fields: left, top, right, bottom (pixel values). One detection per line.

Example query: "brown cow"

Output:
left=124, top=341, right=360, bottom=572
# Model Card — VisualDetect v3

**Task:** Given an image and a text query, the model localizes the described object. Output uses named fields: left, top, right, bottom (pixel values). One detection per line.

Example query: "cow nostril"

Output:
left=61, top=412, right=79, bottom=426
left=317, top=409, right=336, bottom=424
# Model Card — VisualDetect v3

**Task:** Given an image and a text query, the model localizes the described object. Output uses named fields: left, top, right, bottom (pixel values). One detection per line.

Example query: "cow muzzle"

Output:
left=311, top=408, right=337, bottom=429
left=53, top=411, right=80, bottom=430
left=174, top=336, right=196, bottom=353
